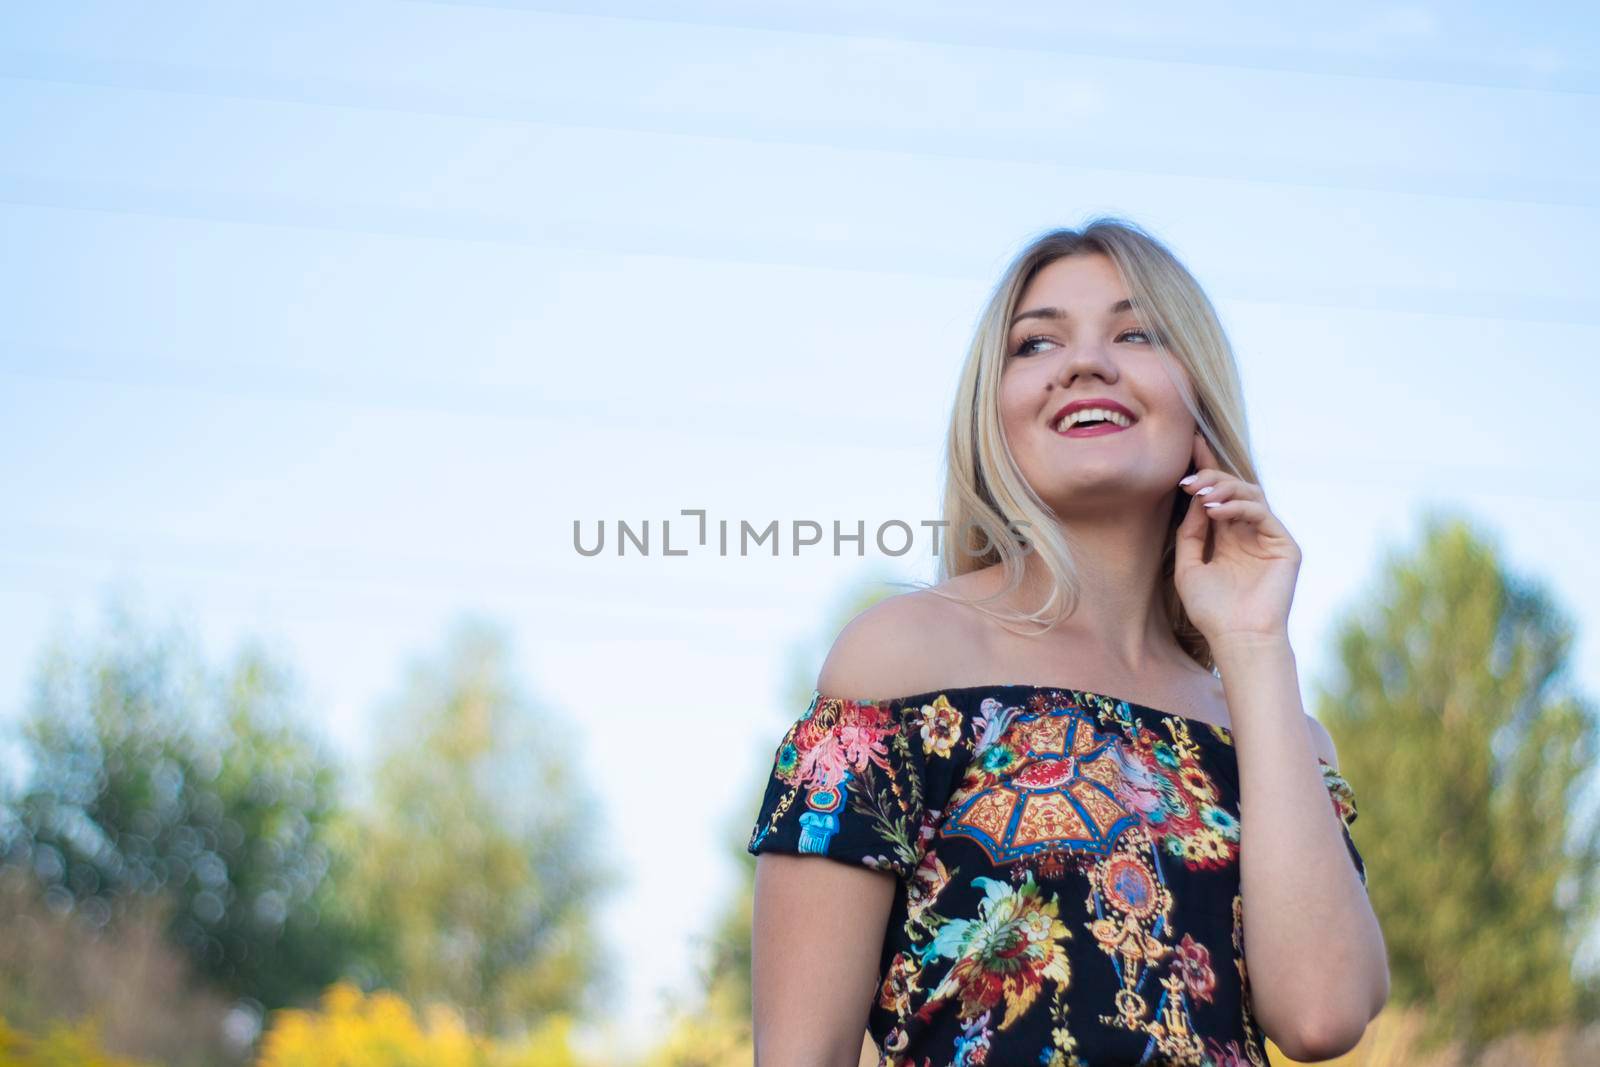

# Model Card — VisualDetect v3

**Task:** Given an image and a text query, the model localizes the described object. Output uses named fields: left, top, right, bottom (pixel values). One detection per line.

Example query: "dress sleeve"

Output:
left=1318, top=759, right=1368, bottom=890
left=746, top=689, right=973, bottom=879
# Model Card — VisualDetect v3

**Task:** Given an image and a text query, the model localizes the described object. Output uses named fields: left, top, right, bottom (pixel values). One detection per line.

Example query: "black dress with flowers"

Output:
left=747, top=684, right=1367, bottom=1067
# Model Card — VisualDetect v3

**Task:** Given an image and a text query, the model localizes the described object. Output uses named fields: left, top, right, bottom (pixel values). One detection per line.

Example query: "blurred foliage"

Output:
left=637, top=988, right=750, bottom=1067
left=0, top=1017, right=154, bottom=1067
left=1313, top=511, right=1600, bottom=1057
left=0, top=595, right=365, bottom=1016
left=255, top=982, right=588, bottom=1067
left=0, top=869, right=239, bottom=1067
left=335, top=617, right=618, bottom=1037
left=1266, top=1001, right=1600, bottom=1065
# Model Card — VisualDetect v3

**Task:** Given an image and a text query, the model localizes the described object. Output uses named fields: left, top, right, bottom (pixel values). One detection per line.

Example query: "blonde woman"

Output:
left=747, top=218, right=1388, bottom=1066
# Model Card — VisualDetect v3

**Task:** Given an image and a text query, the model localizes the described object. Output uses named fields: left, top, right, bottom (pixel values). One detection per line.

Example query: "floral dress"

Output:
left=746, top=684, right=1367, bottom=1067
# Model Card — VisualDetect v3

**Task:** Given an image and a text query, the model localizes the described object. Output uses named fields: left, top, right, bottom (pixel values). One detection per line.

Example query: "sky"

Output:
left=2, top=1, right=1598, bottom=1059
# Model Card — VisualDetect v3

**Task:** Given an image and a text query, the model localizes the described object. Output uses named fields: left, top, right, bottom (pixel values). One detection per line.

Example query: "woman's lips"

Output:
left=1055, top=421, right=1132, bottom=438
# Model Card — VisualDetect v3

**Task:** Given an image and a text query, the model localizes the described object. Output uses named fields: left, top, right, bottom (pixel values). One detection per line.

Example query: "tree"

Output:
left=337, top=617, right=617, bottom=1036
left=1311, top=510, right=1600, bottom=1056
left=0, top=594, right=363, bottom=1020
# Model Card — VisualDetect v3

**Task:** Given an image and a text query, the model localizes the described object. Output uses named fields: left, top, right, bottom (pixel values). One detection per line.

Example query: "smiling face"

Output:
left=999, top=253, right=1198, bottom=517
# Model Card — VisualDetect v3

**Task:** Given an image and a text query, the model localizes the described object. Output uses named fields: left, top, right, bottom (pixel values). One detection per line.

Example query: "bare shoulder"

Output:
left=816, top=585, right=981, bottom=701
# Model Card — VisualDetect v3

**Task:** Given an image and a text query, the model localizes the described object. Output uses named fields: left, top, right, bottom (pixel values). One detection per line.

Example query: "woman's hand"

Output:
left=1174, top=431, right=1302, bottom=650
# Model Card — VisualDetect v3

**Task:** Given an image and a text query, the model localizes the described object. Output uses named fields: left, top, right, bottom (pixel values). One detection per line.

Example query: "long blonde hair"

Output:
left=917, top=216, right=1259, bottom=672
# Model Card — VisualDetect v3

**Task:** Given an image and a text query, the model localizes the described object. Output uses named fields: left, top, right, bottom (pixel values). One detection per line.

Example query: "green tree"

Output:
left=1312, top=511, right=1600, bottom=1056
left=337, top=617, right=617, bottom=1036
left=0, top=594, right=363, bottom=1018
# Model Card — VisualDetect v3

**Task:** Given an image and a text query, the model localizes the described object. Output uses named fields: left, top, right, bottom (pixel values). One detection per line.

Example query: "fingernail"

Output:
left=1196, top=485, right=1214, bottom=495
left=1179, top=475, right=1197, bottom=486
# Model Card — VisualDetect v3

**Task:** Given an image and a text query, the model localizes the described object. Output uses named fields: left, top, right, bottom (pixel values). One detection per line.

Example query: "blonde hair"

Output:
left=915, top=216, right=1259, bottom=672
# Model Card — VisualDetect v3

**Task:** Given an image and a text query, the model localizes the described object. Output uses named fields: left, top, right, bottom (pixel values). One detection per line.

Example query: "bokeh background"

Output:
left=3, top=2, right=1599, bottom=1065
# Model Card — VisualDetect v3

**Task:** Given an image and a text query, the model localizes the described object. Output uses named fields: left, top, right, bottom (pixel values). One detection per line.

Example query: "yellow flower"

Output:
left=920, top=694, right=964, bottom=758
left=1180, top=765, right=1218, bottom=801
left=1196, top=829, right=1230, bottom=861
left=255, top=981, right=586, bottom=1067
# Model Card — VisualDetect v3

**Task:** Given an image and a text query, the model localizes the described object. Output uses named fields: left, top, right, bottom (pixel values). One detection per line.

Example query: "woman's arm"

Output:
left=1174, top=438, right=1390, bottom=1060
left=750, top=594, right=940, bottom=1066
left=1216, top=633, right=1390, bottom=1061
left=752, top=854, right=895, bottom=1067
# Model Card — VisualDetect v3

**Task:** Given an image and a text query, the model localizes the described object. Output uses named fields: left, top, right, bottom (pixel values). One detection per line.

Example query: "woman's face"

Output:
left=998, top=253, right=1198, bottom=517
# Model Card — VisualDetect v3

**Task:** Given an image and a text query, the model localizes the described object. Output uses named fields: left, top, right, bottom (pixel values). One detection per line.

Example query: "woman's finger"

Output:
left=1183, top=472, right=1264, bottom=504
left=1199, top=496, right=1285, bottom=537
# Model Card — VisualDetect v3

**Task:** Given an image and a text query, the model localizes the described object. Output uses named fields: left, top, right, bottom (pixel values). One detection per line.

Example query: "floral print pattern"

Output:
left=748, top=684, right=1369, bottom=1066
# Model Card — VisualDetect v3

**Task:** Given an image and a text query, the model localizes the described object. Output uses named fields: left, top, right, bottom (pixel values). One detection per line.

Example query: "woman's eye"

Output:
left=1010, top=329, right=1150, bottom=357
left=1011, top=335, right=1053, bottom=356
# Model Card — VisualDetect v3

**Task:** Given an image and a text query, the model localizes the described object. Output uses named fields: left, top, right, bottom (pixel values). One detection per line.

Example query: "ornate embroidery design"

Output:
left=931, top=691, right=1248, bottom=1059
left=749, top=691, right=925, bottom=871
left=941, top=699, right=1138, bottom=868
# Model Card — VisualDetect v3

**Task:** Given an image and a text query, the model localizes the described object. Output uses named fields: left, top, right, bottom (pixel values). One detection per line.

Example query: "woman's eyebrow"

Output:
left=1010, top=297, right=1136, bottom=328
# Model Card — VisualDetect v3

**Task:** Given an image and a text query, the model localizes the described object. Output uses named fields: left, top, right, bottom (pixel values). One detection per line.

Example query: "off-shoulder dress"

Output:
left=747, top=683, right=1367, bottom=1067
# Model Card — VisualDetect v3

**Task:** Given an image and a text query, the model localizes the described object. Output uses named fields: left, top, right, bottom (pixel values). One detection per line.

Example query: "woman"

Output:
left=746, top=217, right=1389, bottom=1066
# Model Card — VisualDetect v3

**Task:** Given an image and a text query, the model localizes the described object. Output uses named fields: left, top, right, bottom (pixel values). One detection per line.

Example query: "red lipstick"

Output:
left=1050, top=398, right=1138, bottom=437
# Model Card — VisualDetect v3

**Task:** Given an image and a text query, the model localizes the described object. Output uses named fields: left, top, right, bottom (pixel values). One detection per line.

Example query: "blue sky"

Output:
left=2, top=1, right=1598, bottom=1058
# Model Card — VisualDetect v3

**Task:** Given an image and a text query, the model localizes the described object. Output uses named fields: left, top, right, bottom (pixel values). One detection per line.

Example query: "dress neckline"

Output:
left=814, top=681, right=1235, bottom=740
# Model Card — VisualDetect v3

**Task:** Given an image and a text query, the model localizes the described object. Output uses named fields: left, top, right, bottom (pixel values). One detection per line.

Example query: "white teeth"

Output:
left=1055, top=407, right=1133, bottom=432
